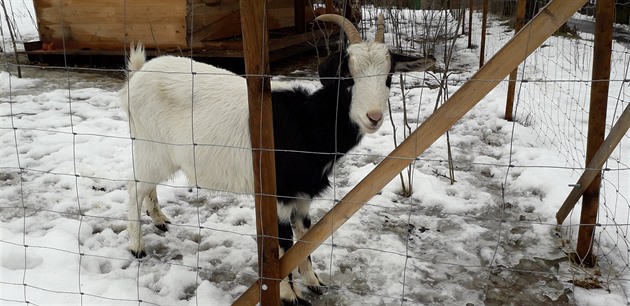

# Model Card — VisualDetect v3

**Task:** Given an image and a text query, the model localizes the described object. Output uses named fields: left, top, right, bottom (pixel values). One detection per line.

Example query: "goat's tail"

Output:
left=127, top=42, right=145, bottom=79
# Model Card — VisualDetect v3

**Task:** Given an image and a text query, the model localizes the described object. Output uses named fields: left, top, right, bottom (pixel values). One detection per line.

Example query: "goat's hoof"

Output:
left=281, top=297, right=312, bottom=306
left=130, top=249, right=147, bottom=258
left=307, top=284, right=326, bottom=295
left=155, top=223, right=168, bottom=232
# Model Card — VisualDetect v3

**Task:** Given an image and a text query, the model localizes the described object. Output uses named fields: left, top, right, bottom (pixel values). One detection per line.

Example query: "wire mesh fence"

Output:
left=1, top=0, right=629, bottom=305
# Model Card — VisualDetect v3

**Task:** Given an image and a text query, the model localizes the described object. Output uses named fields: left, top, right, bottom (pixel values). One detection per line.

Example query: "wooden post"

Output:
left=236, top=1, right=280, bottom=305
left=479, top=0, right=489, bottom=67
left=556, top=104, right=630, bottom=225
left=461, top=1, right=466, bottom=35
left=575, top=0, right=614, bottom=267
left=468, top=0, right=473, bottom=48
left=504, top=0, right=527, bottom=121
left=233, top=0, right=588, bottom=303
left=294, top=0, right=306, bottom=33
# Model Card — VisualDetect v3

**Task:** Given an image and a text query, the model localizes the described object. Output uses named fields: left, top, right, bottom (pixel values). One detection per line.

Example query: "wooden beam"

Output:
left=235, top=1, right=280, bottom=305
left=556, top=104, right=630, bottom=225
left=505, top=0, right=527, bottom=121
left=294, top=0, right=306, bottom=33
left=234, top=0, right=589, bottom=303
left=479, top=0, right=488, bottom=67
left=575, top=0, right=615, bottom=267
left=468, top=0, right=473, bottom=48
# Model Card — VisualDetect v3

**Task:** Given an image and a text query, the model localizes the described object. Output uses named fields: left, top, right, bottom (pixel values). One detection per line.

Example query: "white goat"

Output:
left=120, top=14, right=434, bottom=305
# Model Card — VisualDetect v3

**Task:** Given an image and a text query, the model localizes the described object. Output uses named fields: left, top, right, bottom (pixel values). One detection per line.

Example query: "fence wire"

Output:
left=1, top=1, right=630, bottom=305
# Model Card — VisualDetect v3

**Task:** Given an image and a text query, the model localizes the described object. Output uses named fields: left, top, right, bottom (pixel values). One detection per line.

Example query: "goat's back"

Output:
left=121, top=55, right=255, bottom=194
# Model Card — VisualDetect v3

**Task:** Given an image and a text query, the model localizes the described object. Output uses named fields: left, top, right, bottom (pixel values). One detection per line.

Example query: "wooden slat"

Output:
left=37, top=23, right=186, bottom=49
left=233, top=0, right=589, bottom=304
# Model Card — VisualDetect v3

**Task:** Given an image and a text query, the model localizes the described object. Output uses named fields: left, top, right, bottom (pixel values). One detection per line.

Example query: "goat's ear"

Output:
left=318, top=52, right=348, bottom=86
left=392, top=53, right=436, bottom=72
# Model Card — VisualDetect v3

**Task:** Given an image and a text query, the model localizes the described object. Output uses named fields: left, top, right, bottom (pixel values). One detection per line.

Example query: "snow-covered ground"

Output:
left=1, top=3, right=629, bottom=306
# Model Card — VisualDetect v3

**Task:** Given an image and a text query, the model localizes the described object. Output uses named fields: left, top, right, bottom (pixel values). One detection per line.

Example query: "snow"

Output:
left=2, top=4, right=629, bottom=306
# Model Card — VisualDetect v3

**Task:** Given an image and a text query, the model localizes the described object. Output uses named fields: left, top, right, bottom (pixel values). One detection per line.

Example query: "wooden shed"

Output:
left=25, top=0, right=354, bottom=62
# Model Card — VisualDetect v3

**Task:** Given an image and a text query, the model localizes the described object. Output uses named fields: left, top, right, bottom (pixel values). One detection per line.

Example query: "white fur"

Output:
left=121, top=55, right=255, bottom=195
left=120, top=39, right=400, bottom=301
left=347, top=43, right=392, bottom=133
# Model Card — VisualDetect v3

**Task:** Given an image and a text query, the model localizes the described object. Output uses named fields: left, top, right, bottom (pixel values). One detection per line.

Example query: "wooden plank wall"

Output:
left=34, top=0, right=315, bottom=50
left=34, top=0, right=187, bottom=50
left=188, top=0, right=314, bottom=43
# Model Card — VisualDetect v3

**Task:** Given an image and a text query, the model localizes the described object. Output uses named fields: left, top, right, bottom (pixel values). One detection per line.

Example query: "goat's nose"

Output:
left=367, top=111, right=383, bottom=125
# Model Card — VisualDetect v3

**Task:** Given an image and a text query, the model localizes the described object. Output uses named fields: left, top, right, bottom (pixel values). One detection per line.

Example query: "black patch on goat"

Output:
left=317, top=52, right=354, bottom=88
left=270, top=82, right=361, bottom=203
left=278, top=221, right=294, bottom=251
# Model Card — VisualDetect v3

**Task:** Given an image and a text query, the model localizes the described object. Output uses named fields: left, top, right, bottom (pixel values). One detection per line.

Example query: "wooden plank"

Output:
left=556, top=104, right=630, bottom=225
left=189, top=0, right=314, bottom=42
left=575, top=0, right=615, bottom=267
left=295, top=0, right=306, bottom=33
left=35, top=0, right=186, bottom=24
left=37, top=23, right=186, bottom=49
left=199, top=28, right=338, bottom=52
left=34, top=0, right=186, bottom=49
left=234, top=0, right=589, bottom=304
left=235, top=0, right=279, bottom=305
left=191, top=9, right=314, bottom=42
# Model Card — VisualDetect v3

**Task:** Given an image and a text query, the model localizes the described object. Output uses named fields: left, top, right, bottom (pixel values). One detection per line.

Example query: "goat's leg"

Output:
left=127, top=181, right=154, bottom=258
left=291, top=199, right=326, bottom=295
left=144, top=188, right=170, bottom=231
left=277, top=203, right=311, bottom=306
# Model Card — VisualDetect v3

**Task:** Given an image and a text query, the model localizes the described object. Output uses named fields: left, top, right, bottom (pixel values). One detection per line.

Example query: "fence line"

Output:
left=2, top=1, right=630, bottom=305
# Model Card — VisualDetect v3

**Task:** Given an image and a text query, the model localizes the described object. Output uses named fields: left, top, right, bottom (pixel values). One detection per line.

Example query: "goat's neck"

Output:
left=309, top=83, right=362, bottom=155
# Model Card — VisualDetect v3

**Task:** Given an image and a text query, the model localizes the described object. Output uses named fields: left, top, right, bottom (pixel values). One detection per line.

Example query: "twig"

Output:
left=1, top=0, right=22, bottom=78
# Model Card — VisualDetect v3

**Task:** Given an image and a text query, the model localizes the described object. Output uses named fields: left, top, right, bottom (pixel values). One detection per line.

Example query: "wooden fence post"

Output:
left=575, top=0, right=615, bottom=267
left=233, top=0, right=589, bottom=303
left=295, top=0, right=306, bottom=33
left=468, top=0, right=473, bottom=48
left=236, top=1, right=280, bottom=305
left=479, top=0, right=488, bottom=67
left=504, top=0, right=527, bottom=121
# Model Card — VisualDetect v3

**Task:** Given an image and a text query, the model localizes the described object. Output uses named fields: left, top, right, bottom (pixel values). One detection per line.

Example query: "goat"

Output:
left=120, top=14, right=434, bottom=305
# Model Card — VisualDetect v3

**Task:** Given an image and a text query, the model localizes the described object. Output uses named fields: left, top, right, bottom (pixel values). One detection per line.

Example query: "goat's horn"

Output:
left=375, top=14, right=385, bottom=43
left=315, top=14, right=362, bottom=45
